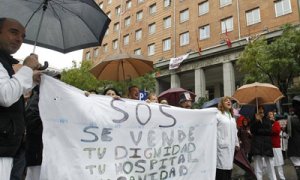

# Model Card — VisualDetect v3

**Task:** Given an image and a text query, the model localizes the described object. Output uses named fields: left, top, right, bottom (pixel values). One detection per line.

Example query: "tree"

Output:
left=61, top=60, right=102, bottom=91
left=237, top=24, right=300, bottom=97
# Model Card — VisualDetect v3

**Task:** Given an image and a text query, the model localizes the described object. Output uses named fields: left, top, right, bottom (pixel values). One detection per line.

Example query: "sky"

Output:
left=13, top=43, right=83, bottom=70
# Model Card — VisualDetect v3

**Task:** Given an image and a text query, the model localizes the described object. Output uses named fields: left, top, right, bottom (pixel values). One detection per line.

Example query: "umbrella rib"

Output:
left=48, top=2, right=66, bottom=49
left=126, top=59, right=152, bottom=76
left=24, top=1, right=44, bottom=28
left=51, top=0, right=100, bottom=41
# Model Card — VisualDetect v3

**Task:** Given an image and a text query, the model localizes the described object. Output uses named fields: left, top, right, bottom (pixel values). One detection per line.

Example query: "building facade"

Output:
left=84, top=0, right=300, bottom=99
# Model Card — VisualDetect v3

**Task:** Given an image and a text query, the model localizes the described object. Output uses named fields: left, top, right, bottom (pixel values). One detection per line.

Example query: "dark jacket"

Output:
left=25, top=89, right=43, bottom=166
left=287, top=115, right=300, bottom=157
left=250, top=117, right=274, bottom=157
left=0, top=52, right=25, bottom=157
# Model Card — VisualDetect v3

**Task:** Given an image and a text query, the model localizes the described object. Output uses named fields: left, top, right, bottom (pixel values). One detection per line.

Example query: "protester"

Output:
left=103, top=87, right=120, bottom=98
left=0, top=17, right=41, bottom=180
left=146, top=92, right=158, bottom=103
left=127, top=85, right=139, bottom=100
left=159, top=99, right=168, bottom=105
left=280, top=127, right=288, bottom=159
left=287, top=95, right=300, bottom=179
left=238, top=118, right=252, bottom=162
left=215, top=96, right=239, bottom=180
left=178, top=92, right=193, bottom=109
left=269, top=111, right=286, bottom=180
left=250, top=106, right=277, bottom=180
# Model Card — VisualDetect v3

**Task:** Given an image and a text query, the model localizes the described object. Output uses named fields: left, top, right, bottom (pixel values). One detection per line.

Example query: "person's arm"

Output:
left=0, top=63, right=34, bottom=107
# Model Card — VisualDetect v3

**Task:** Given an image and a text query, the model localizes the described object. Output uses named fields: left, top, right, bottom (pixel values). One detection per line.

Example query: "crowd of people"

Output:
left=1, top=17, right=300, bottom=180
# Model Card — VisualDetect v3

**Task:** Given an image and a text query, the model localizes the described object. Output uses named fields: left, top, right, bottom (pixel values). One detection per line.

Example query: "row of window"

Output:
left=199, top=0, right=292, bottom=19
left=87, top=0, right=292, bottom=59
left=106, top=0, right=291, bottom=37
left=99, top=0, right=171, bottom=13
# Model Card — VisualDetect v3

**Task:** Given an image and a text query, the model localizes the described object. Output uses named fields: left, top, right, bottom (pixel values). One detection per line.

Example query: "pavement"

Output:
left=232, top=158, right=298, bottom=180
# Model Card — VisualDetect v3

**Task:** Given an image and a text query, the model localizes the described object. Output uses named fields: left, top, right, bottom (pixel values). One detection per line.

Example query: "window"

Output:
left=107, top=0, right=112, bottom=4
left=164, top=0, right=171, bottom=7
left=124, top=16, right=131, bottom=27
left=163, top=38, right=171, bottom=51
left=106, top=11, right=111, bottom=18
left=246, top=8, right=261, bottom=26
left=180, top=32, right=189, bottom=46
left=93, top=48, right=99, bottom=57
left=148, top=43, right=155, bottom=56
left=149, top=3, right=157, bottom=14
left=114, top=22, right=119, bottom=31
left=275, top=0, right=292, bottom=17
left=199, top=1, right=209, bottom=16
left=220, top=0, right=232, bottom=7
left=126, top=0, right=132, bottom=10
left=163, top=16, right=171, bottom=29
left=113, top=39, right=118, bottom=49
left=136, top=10, right=143, bottom=21
left=105, top=28, right=109, bottom=36
left=180, top=9, right=189, bottom=23
left=199, top=25, right=210, bottom=40
left=99, top=2, right=103, bottom=9
left=134, top=48, right=141, bottom=55
left=135, top=29, right=142, bottom=40
left=138, top=0, right=144, bottom=4
left=221, top=17, right=233, bottom=33
left=115, top=6, right=121, bottom=16
left=148, top=23, right=156, bottom=34
left=123, top=34, right=129, bottom=45
left=103, top=44, right=108, bottom=52
left=85, top=51, right=90, bottom=60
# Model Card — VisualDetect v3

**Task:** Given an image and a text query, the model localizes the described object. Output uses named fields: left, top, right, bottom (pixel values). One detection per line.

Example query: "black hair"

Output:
left=0, top=18, right=7, bottom=31
left=128, top=85, right=138, bottom=92
left=103, top=87, right=120, bottom=96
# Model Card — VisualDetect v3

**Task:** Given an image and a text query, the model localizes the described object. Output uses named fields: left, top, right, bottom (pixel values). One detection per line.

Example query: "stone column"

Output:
left=171, top=73, right=181, bottom=88
left=195, top=68, right=206, bottom=98
left=223, top=62, right=235, bottom=96
left=214, top=83, right=221, bottom=97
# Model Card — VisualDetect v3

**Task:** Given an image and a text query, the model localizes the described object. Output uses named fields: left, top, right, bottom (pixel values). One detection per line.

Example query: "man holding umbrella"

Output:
left=0, top=18, right=41, bottom=179
left=287, top=95, right=300, bottom=179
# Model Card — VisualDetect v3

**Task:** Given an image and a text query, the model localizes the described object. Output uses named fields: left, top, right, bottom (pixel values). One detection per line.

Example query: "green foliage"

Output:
left=192, top=97, right=209, bottom=109
left=60, top=60, right=101, bottom=91
left=237, top=24, right=300, bottom=96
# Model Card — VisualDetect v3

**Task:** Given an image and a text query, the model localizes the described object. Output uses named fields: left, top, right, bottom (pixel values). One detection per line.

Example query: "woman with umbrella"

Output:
left=215, top=96, right=239, bottom=180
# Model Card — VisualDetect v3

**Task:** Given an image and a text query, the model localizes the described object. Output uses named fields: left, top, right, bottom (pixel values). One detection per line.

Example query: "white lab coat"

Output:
left=216, top=110, right=239, bottom=170
left=0, top=63, right=33, bottom=107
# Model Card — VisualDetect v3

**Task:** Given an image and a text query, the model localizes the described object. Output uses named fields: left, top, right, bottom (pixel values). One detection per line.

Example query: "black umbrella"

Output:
left=201, top=97, right=221, bottom=109
left=0, top=0, right=110, bottom=53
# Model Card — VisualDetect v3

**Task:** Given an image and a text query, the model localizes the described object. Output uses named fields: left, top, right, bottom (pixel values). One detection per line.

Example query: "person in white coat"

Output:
left=216, top=96, right=240, bottom=180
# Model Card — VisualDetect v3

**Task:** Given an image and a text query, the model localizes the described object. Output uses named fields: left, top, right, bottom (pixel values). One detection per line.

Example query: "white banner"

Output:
left=39, top=76, right=218, bottom=180
left=169, top=54, right=189, bottom=70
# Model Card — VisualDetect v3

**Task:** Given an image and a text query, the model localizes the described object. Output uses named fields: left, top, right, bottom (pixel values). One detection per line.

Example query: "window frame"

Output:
left=180, top=31, right=190, bottom=46
left=148, top=43, right=155, bottom=56
left=163, top=38, right=171, bottom=51
left=180, top=9, right=189, bottom=23
left=246, top=8, right=261, bottom=26
left=199, top=25, right=210, bottom=40
left=199, top=1, right=209, bottom=16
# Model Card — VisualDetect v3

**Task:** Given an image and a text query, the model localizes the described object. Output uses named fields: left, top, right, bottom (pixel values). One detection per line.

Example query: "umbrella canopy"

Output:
left=90, top=53, right=154, bottom=81
left=158, top=88, right=196, bottom=107
left=234, top=149, right=256, bottom=179
left=0, top=0, right=110, bottom=53
left=232, top=82, right=284, bottom=106
left=201, top=97, right=221, bottom=109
